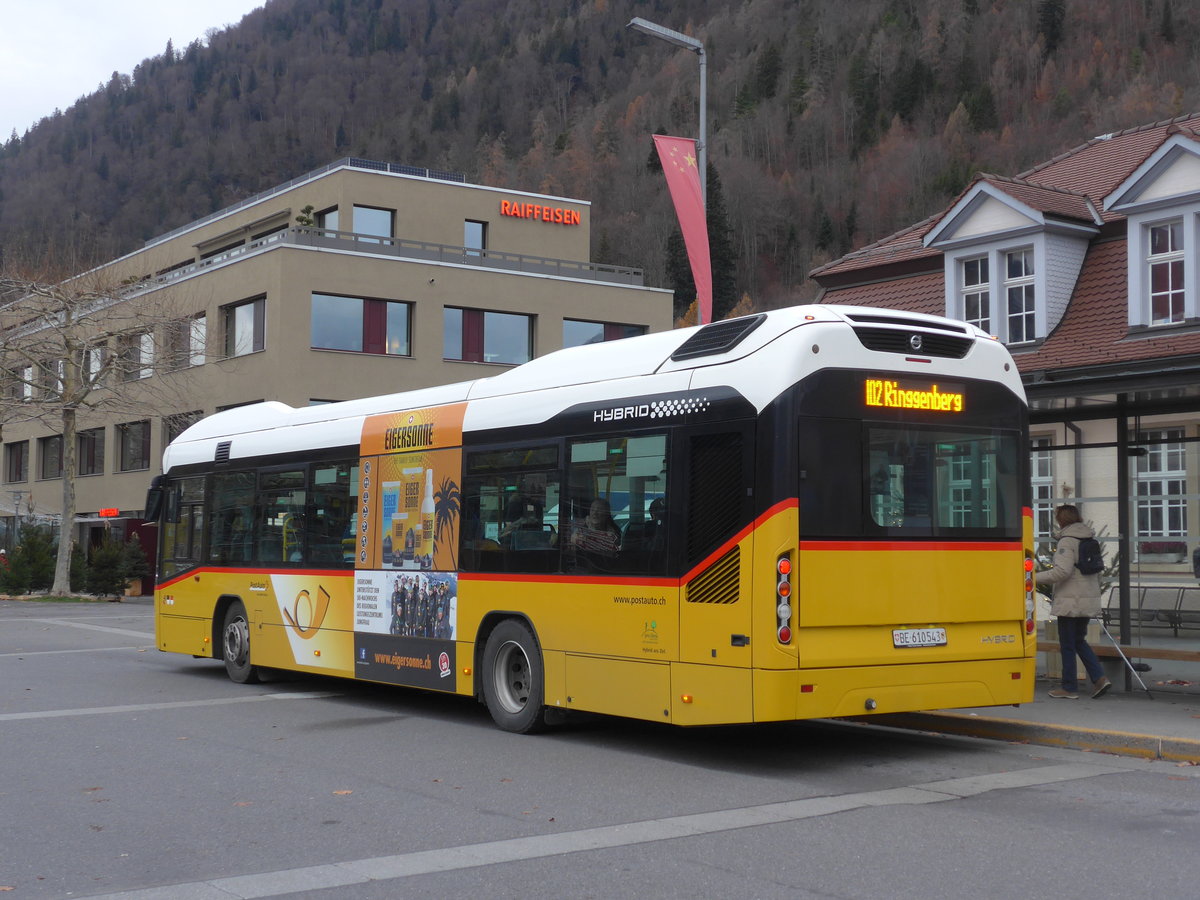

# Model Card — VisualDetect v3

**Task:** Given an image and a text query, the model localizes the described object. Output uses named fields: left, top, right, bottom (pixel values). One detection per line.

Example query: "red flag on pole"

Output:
left=654, top=134, right=711, bottom=325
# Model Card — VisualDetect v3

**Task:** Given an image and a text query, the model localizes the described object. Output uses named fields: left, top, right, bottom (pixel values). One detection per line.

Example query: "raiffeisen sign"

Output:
left=499, top=200, right=582, bottom=226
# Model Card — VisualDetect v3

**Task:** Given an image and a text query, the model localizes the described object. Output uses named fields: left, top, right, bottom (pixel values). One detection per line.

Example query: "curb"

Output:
left=860, top=711, right=1200, bottom=763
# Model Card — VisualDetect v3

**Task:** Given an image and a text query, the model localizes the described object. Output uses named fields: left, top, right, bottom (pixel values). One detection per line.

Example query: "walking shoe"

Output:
left=1091, top=676, right=1112, bottom=698
left=1048, top=688, right=1079, bottom=699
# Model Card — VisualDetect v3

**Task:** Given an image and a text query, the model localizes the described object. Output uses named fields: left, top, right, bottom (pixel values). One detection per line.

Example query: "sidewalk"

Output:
left=870, top=677, right=1200, bottom=763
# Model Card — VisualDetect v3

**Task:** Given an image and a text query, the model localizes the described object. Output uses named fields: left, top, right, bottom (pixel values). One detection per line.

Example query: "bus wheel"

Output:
left=482, top=620, right=547, bottom=733
left=222, top=601, right=260, bottom=684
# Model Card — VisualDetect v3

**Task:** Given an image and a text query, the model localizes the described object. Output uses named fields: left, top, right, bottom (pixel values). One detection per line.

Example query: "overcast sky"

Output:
left=1, top=1, right=266, bottom=139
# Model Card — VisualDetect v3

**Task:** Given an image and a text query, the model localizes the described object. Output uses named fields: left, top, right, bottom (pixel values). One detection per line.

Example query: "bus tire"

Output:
left=222, top=600, right=260, bottom=684
left=482, top=620, right=547, bottom=734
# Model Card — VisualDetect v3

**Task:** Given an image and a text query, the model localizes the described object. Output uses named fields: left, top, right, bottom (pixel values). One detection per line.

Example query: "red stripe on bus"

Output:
left=798, top=541, right=1023, bottom=552
left=155, top=567, right=351, bottom=590
left=460, top=572, right=679, bottom=588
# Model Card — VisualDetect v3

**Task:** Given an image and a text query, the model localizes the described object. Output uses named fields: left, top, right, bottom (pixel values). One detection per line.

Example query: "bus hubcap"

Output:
left=493, top=641, right=529, bottom=713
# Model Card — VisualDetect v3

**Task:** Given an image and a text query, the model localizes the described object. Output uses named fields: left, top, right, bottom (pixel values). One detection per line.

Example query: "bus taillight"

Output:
left=1023, top=552, right=1036, bottom=634
left=776, top=553, right=793, bottom=643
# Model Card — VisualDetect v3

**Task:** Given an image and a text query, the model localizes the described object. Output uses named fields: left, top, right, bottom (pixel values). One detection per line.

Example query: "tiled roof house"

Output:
left=812, top=113, right=1200, bottom=398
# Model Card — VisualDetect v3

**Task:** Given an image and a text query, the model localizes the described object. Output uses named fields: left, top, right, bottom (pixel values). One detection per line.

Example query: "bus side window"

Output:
left=207, top=471, right=256, bottom=564
left=309, top=462, right=356, bottom=567
left=461, top=444, right=559, bottom=574
left=258, top=470, right=306, bottom=564
left=566, top=433, right=668, bottom=576
left=160, top=475, right=205, bottom=579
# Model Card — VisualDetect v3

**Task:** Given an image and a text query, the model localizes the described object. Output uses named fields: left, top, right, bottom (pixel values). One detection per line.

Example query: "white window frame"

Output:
left=1147, top=218, right=1186, bottom=325
left=950, top=242, right=1042, bottom=344
left=1004, top=248, right=1036, bottom=343
left=1125, top=209, right=1199, bottom=328
left=1030, top=434, right=1056, bottom=541
left=960, top=255, right=991, bottom=334
left=1134, top=427, right=1188, bottom=556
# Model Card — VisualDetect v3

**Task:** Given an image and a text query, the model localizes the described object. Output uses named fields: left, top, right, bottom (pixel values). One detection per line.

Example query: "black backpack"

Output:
left=1074, top=537, right=1104, bottom=575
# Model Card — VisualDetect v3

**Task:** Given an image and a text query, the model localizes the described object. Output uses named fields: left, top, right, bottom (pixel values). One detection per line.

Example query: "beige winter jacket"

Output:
left=1035, top=521, right=1102, bottom=617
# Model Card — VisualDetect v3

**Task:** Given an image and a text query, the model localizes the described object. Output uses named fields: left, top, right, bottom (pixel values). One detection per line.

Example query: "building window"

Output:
left=118, top=332, right=154, bottom=381
left=1147, top=220, right=1185, bottom=325
left=1005, top=248, right=1036, bottom=343
left=4, top=441, right=29, bottom=483
left=961, top=256, right=990, bottom=333
left=163, top=411, right=203, bottom=446
left=353, top=205, right=394, bottom=243
left=444, top=308, right=532, bottom=365
left=16, top=365, right=33, bottom=402
left=38, top=435, right=63, bottom=480
left=84, top=347, right=105, bottom=386
left=464, top=220, right=487, bottom=257
left=167, top=315, right=206, bottom=370
left=563, top=320, right=647, bottom=348
left=77, top=428, right=105, bottom=477
left=311, top=294, right=411, bottom=356
left=117, top=420, right=151, bottom=472
left=223, top=298, right=265, bottom=357
left=1030, top=435, right=1055, bottom=540
left=316, top=207, right=339, bottom=233
left=1135, top=427, right=1187, bottom=555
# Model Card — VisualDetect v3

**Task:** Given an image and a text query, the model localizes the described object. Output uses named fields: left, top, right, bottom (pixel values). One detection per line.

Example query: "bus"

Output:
left=148, top=304, right=1035, bottom=733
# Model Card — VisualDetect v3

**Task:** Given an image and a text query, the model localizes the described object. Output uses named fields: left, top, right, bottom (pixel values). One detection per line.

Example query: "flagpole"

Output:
left=627, top=17, right=708, bottom=322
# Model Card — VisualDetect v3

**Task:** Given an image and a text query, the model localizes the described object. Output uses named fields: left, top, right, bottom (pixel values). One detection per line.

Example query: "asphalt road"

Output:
left=2, top=598, right=1197, bottom=899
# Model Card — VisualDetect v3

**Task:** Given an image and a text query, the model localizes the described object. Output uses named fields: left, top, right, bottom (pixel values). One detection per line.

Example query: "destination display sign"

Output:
left=865, top=378, right=964, bottom=413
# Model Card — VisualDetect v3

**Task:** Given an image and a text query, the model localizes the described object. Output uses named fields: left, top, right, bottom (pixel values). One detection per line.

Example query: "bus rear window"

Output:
left=866, top=424, right=1021, bottom=537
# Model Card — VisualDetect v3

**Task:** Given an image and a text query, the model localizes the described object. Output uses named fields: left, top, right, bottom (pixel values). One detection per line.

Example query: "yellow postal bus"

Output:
left=149, top=305, right=1035, bottom=732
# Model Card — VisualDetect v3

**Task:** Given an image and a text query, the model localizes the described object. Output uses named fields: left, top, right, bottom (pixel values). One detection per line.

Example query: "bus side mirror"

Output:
left=144, top=475, right=166, bottom=522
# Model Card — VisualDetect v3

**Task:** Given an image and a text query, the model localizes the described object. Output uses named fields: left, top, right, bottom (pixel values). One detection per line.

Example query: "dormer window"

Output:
left=953, top=246, right=1037, bottom=343
left=1104, top=134, right=1200, bottom=329
left=928, top=177, right=1098, bottom=346
left=1005, top=248, right=1036, bottom=342
left=1147, top=219, right=1185, bottom=325
left=961, top=256, right=990, bottom=332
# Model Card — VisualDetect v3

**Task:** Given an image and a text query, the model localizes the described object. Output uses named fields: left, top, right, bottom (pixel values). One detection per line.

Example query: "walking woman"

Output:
left=1036, top=504, right=1112, bottom=699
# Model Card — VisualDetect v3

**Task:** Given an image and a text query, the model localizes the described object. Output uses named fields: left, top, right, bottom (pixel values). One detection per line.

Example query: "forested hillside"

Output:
left=2, top=0, right=1198, bottom=317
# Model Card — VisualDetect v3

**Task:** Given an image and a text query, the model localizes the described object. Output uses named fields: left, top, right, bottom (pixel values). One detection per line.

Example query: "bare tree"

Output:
left=1, top=251, right=203, bottom=594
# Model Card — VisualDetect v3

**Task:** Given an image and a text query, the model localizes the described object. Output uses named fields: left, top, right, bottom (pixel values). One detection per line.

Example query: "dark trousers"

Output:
left=1057, top=615, right=1104, bottom=691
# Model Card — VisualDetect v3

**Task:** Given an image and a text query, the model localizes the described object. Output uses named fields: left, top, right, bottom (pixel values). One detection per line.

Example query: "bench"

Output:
left=1156, top=585, right=1200, bottom=637
left=1100, top=585, right=1189, bottom=632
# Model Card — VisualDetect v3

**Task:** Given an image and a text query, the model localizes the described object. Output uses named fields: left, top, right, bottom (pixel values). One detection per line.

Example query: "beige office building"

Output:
left=1, top=158, right=673, bottom=552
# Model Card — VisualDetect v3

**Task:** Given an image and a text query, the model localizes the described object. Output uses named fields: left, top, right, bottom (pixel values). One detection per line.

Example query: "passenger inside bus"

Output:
left=570, top=498, right=620, bottom=557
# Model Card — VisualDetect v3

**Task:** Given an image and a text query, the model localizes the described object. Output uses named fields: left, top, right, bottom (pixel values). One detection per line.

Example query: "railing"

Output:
left=137, top=227, right=643, bottom=291
left=143, top=158, right=467, bottom=248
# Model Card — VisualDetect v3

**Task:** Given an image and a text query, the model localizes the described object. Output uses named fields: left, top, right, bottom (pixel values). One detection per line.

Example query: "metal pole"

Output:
left=698, top=45, right=707, bottom=213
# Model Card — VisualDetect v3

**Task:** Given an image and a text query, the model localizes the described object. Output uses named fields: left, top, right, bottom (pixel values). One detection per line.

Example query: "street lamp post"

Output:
left=626, top=17, right=707, bottom=212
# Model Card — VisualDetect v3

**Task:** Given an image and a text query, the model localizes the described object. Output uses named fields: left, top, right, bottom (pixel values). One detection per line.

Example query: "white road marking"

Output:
left=0, top=646, right=153, bottom=657
left=84, top=762, right=1122, bottom=899
left=0, top=692, right=339, bottom=722
left=23, top=617, right=154, bottom=639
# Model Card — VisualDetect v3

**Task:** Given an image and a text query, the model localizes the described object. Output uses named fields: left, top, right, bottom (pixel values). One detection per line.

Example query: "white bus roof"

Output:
left=163, top=304, right=1020, bottom=472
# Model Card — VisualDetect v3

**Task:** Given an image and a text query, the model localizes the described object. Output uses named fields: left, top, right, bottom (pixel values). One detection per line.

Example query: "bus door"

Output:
left=677, top=425, right=756, bottom=667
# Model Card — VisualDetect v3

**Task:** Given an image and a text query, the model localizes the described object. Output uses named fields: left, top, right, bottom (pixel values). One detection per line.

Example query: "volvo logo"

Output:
left=909, top=334, right=924, bottom=351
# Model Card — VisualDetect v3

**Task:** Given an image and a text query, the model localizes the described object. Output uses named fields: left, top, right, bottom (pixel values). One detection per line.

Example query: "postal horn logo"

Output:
left=282, top=585, right=331, bottom=638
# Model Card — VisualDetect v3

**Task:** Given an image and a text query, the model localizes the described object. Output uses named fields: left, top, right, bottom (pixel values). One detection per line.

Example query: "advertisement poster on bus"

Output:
left=357, top=403, right=465, bottom=572
left=352, top=568, right=457, bottom=690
